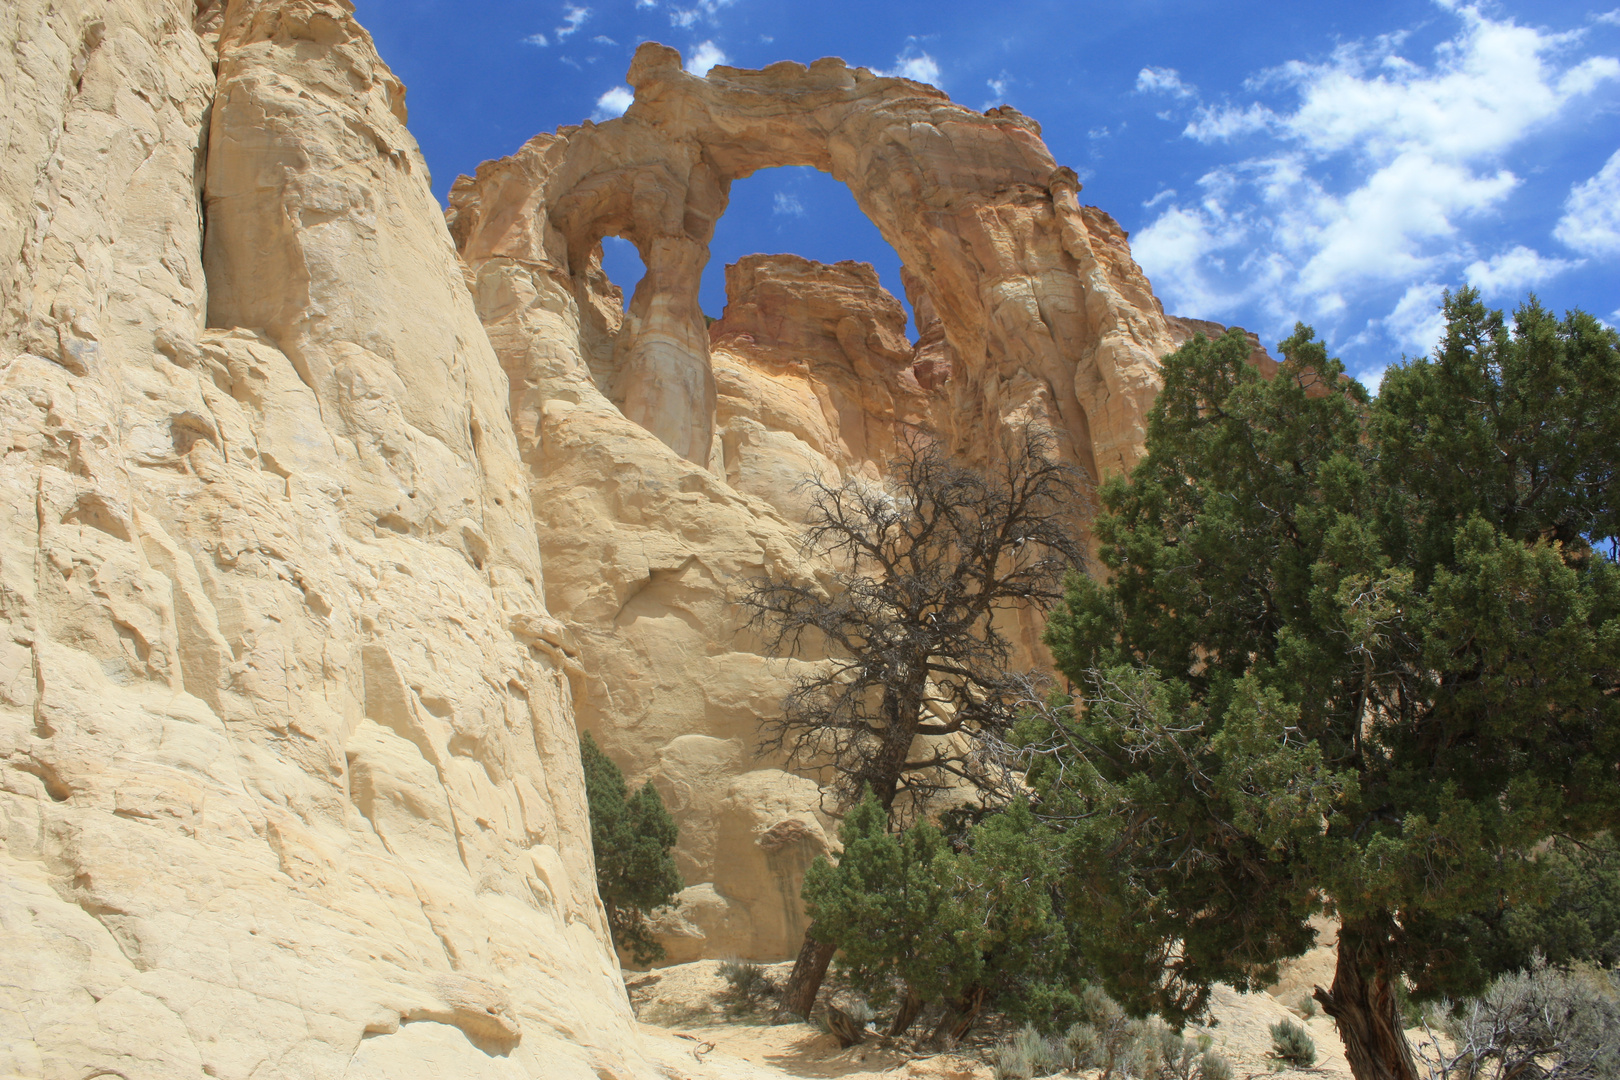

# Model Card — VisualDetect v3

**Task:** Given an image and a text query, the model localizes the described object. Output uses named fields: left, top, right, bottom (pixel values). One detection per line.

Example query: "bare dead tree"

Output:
left=743, top=427, right=1088, bottom=1020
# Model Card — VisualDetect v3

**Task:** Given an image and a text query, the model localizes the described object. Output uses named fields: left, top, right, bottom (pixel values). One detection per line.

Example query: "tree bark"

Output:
left=1313, top=920, right=1420, bottom=1080
left=888, top=985, right=923, bottom=1037
left=929, top=985, right=987, bottom=1049
left=774, top=929, right=838, bottom=1021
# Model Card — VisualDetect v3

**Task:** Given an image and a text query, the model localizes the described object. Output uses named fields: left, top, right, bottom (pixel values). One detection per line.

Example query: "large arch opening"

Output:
left=701, top=166, right=915, bottom=336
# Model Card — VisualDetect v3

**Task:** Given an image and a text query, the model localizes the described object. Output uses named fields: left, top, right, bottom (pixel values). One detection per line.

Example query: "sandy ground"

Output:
left=629, top=957, right=1364, bottom=1080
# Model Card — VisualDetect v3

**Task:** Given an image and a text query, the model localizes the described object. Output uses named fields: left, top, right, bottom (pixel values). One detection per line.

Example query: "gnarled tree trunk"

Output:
left=774, top=931, right=838, bottom=1021
left=888, top=985, right=923, bottom=1036
left=930, top=985, right=987, bottom=1049
left=1313, top=920, right=1419, bottom=1080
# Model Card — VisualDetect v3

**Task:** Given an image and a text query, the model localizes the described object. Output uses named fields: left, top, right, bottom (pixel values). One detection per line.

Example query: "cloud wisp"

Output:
left=1555, top=149, right=1620, bottom=258
left=556, top=4, right=590, bottom=39
left=877, top=44, right=942, bottom=87
left=1130, top=4, right=1619, bottom=374
left=685, top=40, right=727, bottom=76
left=592, top=85, right=634, bottom=121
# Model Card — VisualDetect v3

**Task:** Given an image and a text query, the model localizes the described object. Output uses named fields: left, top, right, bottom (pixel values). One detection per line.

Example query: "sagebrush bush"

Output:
left=1296, top=994, right=1317, bottom=1019
left=991, top=988, right=1234, bottom=1080
left=1434, top=958, right=1620, bottom=1080
left=1268, top=1018, right=1317, bottom=1069
left=717, top=960, right=777, bottom=1016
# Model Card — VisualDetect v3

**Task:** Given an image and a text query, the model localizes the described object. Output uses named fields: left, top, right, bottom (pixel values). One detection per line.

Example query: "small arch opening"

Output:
left=598, top=235, right=646, bottom=311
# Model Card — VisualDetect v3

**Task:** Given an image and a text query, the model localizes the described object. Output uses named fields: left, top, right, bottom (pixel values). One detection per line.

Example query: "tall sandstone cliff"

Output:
left=2, top=4, right=1201, bottom=1075
left=1, top=2, right=644, bottom=1077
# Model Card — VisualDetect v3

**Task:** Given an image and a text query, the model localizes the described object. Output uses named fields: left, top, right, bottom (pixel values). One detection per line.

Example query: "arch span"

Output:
left=449, top=42, right=1174, bottom=484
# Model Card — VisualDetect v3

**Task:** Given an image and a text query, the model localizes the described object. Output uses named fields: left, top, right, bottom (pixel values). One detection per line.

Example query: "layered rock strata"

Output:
left=446, top=45, right=1186, bottom=963
left=1, top=3, right=1214, bottom=1069
left=1, top=2, right=645, bottom=1077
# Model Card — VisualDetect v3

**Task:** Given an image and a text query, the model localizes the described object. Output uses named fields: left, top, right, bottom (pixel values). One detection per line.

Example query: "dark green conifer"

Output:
left=579, top=731, right=682, bottom=965
left=1037, top=290, right=1620, bottom=1080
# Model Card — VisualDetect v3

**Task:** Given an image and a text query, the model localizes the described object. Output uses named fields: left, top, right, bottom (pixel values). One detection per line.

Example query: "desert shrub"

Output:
left=1433, top=958, right=1620, bottom=1080
left=992, top=988, right=1234, bottom=1080
left=993, top=1025, right=1070, bottom=1079
left=1297, top=994, right=1317, bottom=1019
left=717, top=960, right=778, bottom=1016
left=1268, top=1018, right=1317, bottom=1069
left=1199, top=1048, right=1235, bottom=1080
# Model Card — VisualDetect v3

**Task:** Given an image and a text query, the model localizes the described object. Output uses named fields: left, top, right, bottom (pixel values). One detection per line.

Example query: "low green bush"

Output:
left=1267, top=1018, right=1317, bottom=1069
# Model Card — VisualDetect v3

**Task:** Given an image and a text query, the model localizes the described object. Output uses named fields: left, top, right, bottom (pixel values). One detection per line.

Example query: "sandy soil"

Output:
left=628, top=957, right=1362, bottom=1080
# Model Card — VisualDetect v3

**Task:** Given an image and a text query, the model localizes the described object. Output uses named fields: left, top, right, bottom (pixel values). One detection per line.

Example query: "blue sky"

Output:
left=357, top=0, right=1620, bottom=386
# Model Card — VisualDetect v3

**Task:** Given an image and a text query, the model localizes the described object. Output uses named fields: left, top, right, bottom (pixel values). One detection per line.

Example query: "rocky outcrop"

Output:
left=448, top=43, right=1176, bottom=484
left=3, top=4, right=1202, bottom=1068
left=0, top=1, right=645, bottom=1077
left=446, top=44, right=1189, bottom=964
left=709, top=254, right=933, bottom=519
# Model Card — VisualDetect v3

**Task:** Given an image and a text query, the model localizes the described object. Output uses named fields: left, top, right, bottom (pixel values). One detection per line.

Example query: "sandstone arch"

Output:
left=451, top=41, right=1176, bottom=484
left=445, top=43, right=1187, bottom=963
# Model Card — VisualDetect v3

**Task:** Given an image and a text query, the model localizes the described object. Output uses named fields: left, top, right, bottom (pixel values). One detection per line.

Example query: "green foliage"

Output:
left=1297, top=994, right=1317, bottom=1019
left=1267, top=1019, right=1317, bottom=1069
left=579, top=731, right=682, bottom=965
left=1036, top=292, right=1620, bottom=1024
left=1503, top=834, right=1620, bottom=971
left=800, top=790, right=1084, bottom=1031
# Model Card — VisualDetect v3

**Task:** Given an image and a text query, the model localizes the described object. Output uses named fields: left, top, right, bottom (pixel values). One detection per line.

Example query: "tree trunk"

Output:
left=774, top=929, right=838, bottom=1022
left=929, top=985, right=987, bottom=1049
left=1313, top=920, right=1419, bottom=1080
left=888, top=985, right=923, bottom=1037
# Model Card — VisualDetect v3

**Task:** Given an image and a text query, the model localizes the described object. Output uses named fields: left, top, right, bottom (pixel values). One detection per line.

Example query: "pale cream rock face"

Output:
left=1, top=0, right=649, bottom=1076
left=447, top=44, right=1186, bottom=965
left=1, top=0, right=1202, bottom=1069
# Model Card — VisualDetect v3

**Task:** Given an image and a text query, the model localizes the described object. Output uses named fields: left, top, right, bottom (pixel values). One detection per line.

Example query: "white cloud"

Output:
left=1142, top=188, right=1177, bottom=209
left=523, top=32, right=549, bottom=47
left=637, top=0, right=657, bottom=7
left=1464, top=245, right=1580, bottom=295
left=591, top=85, right=634, bottom=121
left=1384, top=281, right=1447, bottom=356
left=981, top=74, right=1010, bottom=109
left=773, top=192, right=805, bottom=217
left=1596, top=9, right=1620, bottom=27
left=1183, top=102, right=1275, bottom=142
left=556, top=4, right=590, bottom=39
left=878, top=48, right=942, bottom=86
left=1131, top=4, right=1619, bottom=354
left=1137, top=66, right=1196, bottom=98
left=668, top=0, right=736, bottom=29
left=1554, top=149, right=1620, bottom=258
left=592, top=34, right=617, bottom=45
left=685, top=40, right=726, bottom=76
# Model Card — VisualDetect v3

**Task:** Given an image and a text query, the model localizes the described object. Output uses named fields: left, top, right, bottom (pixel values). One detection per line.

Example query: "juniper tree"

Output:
left=801, top=790, right=1081, bottom=1043
left=579, top=731, right=682, bottom=965
left=744, top=430, right=1087, bottom=1018
left=1036, top=291, right=1620, bottom=1080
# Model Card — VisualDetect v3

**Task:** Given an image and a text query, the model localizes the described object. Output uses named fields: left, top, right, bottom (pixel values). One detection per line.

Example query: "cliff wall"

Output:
left=0, top=2, right=645, bottom=1077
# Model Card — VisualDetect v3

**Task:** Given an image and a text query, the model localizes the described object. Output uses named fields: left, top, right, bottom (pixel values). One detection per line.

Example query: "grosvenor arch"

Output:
left=448, top=42, right=1176, bottom=488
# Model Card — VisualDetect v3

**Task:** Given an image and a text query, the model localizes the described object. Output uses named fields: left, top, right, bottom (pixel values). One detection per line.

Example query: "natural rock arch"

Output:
left=450, top=42, right=1175, bottom=485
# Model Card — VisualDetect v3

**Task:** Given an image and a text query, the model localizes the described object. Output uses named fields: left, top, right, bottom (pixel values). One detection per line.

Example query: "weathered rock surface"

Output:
left=2, top=4, right=1219, bottom=1070
left=710, top=254, right=932, bottom=520
left=1, top=1, right=645, bottom=1076
left=445, top=43, right=1190, bottom=964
